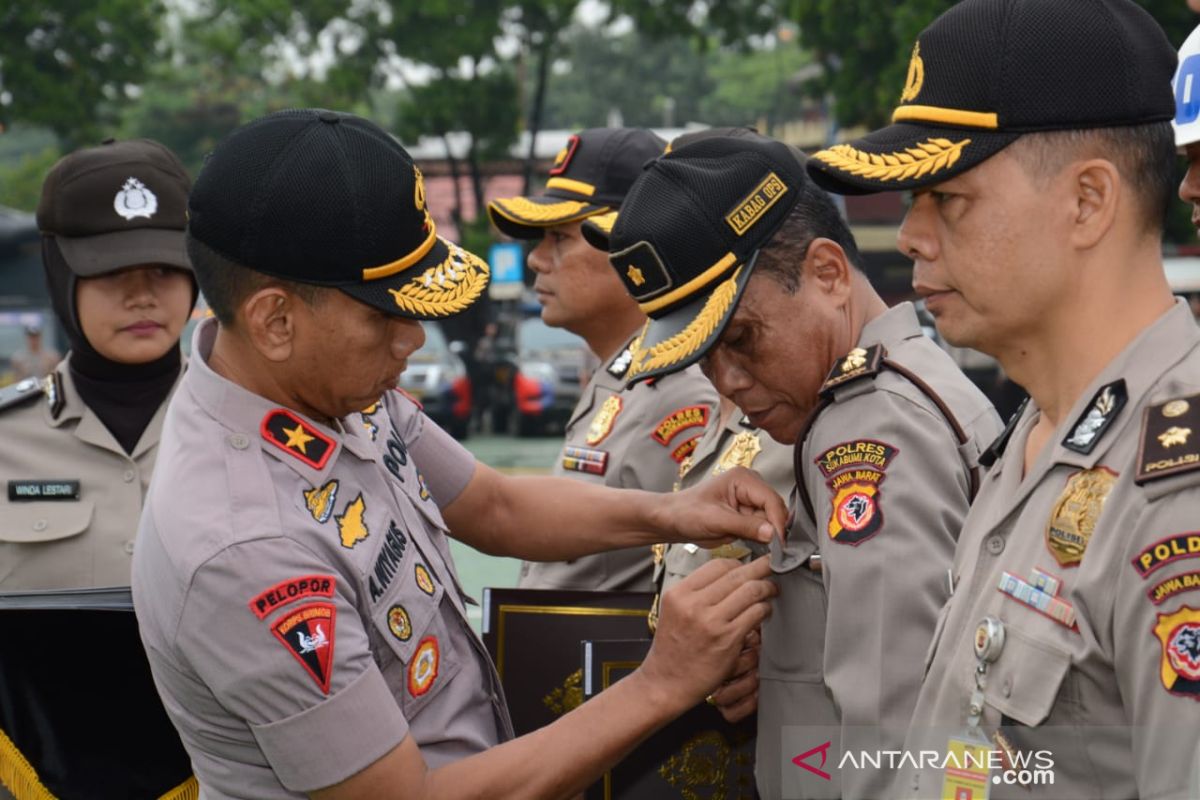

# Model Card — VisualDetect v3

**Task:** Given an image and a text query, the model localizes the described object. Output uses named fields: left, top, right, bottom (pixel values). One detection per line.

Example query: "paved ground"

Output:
left=451, top=433, right=562, bottom=630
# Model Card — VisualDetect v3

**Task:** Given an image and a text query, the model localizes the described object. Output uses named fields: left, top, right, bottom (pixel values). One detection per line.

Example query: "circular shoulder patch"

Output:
left=407, top=636, right=440, bottom=697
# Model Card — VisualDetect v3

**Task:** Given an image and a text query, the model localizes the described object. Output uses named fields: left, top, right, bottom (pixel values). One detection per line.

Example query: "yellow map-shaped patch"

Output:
left=335, top=494, right=370, bottom=549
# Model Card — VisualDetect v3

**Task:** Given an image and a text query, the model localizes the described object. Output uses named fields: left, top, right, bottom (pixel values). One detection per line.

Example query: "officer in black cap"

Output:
left=489, top=129, right=718, bottom=593
left=0, top=138, right=196, bottom=591
left=132, top=108, right=784, bottom=799
left=589, top=131, right=1000, bottom=799
left=808, top=0, right=1200, bottom=798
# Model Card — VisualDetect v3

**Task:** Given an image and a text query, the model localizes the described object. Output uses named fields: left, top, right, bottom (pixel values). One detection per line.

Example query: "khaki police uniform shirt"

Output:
left=132, top=319, right=512, bottom=799
left=656, top=411, right=793, bottom=593
left=902, top=299, right=1200, bottom=800
left=518, top=337, right=718, bottom=592
left=761, top=303, right=1002, bottom=800
left=0, top=358, right=177, bottom=590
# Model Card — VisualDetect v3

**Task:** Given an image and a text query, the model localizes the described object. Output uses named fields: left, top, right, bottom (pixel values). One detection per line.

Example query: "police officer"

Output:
left=0, top=138, right=195, bottom=590
left=488, top=128, right=718, bottom=593
left=595, top=134, right=998, bottom=796
left=132, top=109, right=783, bottom=799
left=601, top=134, right=1001, bottom=799
left=807, top=1, right=1200, bottom=796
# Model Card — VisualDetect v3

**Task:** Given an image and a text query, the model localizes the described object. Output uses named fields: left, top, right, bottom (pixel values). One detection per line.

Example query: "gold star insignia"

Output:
left=626, top=265, right=646, bottom=287
left=282, top=423, right=315, bottom=454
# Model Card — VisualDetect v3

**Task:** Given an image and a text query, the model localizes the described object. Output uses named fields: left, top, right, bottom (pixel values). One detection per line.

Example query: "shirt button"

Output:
left=1003, top=679, right=1012, bottom=698
left=122, top=470, right=135, bottom=483
left=124, top=541, right=135, bottom=555
left=33, top=519, right=47, bottom=532
left=985, top=536, right=1005, bottom=555
left=230, top=433, right=250, bottom=450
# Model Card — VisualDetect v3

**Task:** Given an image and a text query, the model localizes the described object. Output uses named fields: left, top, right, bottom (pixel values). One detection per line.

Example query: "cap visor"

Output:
left=340, top=235, right=490, bottom=321
left=580, top=211, right=618, bottom=251
left=56, top=228, right=190, bottom=277
left=488, top=195, right=608, bottom=239
left=625, top=254, right=758, bottom=386
left=806, top=123, right=1017, bottom=195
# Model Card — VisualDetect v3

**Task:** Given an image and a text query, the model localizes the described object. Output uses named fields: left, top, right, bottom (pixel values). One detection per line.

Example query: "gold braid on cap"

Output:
left=490, top=196, right=596, bottom=223
left=627, top=268, right=741, bottom=379
left=813, top=137, right=970, bottom=182
left=388, top=240, right=489, bottom=318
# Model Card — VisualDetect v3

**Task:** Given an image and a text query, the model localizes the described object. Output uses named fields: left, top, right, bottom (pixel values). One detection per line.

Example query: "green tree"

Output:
left=0, top=2, right=166, bottom=147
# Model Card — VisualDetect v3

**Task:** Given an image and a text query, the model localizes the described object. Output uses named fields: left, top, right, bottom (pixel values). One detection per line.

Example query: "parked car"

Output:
left=512, top=316, right=588, bottom=437
left=399, top=322, right=472, bottom=439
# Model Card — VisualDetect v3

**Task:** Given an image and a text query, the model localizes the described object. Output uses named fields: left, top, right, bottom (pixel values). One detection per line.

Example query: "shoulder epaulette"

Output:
left=0, top=376, right=47, bottom=414
left=1136, top=392, right=1200, bottom=485
left=820, top=344, right=885, bottom=398
left=979, top=397, right=1029, bottom=468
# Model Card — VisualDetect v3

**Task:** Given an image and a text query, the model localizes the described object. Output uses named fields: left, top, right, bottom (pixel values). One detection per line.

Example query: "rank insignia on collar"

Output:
left=271, top=602, right=337, bottom=694
left=715, top=431, right=762, bottom=475
left=408, top=636, right=440, bottom=697
left=1137, top=392, right=1200, bottom=484
left=1045, top=467, right=1116, bottom=567
left=652, top=405, right=709, bottom=446
left=43, top=373, right=64, bottom=418
left=360, top=401, right=383, bottom=441
left=1062, top=380, right=1126, bottom=455
left=820, top=344, right=885, bottom=397
left=335, top=493, right=369, bottom=549
left=586, top=394, right=623, bottom=445
left=608, top=347, right=633, bottom=378
left=1152, top=605, right=1200, bottom=699
left=262, top=409, right=334, bottom=470
left=303, top=480, right=339, bottom=524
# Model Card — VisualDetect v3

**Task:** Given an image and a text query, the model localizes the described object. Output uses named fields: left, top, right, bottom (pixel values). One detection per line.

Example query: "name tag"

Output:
left=8, top=480, right=81, bottom=502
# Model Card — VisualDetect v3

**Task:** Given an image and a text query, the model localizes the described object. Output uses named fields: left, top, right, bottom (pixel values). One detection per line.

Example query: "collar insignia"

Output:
left=608, top=347, right=633, bottom=378
left=262, top=409, right=334, bottom=470
left=820, top=344, right=885, bottom=397
left=43, top=373, right=64, bottom=418
left=1137, top=392, right=1200, bottom=484
left=1062, top=380, right=1126, bottom=455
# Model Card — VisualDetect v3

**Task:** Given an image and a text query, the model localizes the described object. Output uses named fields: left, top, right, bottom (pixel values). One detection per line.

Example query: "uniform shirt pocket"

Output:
left=371, top=574, right=463, bottom=720
left=0, top=500, right=94, bottom=543
left=923, top=600, right=953, bottom=677
left=760, top=568, right=828, bottom=681
left=984, top=626, right=1072, bottom=727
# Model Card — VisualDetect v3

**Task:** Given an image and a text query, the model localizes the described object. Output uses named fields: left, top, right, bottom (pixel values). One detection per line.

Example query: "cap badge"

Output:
left=627, top=265, right=646, bottom=287
left=900, top=42, right=925, bottom=103
left=114, top=177, right=158, bottom=220
left=413, top=165, right=433, bottom=232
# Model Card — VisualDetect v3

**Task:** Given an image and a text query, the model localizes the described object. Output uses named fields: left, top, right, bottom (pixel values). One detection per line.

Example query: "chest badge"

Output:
left=387, top=605, right=413, bottom=642
left=586, top=395, right=623, bottom=445
left=714, top=431, right=763, bottom=475
left=415, top=563, right=436, bottom=596
left=303, top=480, right=339, bottom=524
left=1045, top=467, right=1116, bottom=567
left=408, top=636, right=440, bottom=697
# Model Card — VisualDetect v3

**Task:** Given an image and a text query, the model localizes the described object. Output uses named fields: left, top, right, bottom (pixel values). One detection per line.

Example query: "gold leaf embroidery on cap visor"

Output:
left=388, top=240, right=490, bottom=318
left=628, top=267, right=741, bottom=379
left=489, top=196, right=605, bottom=224
left=813, top=137, right=970, bottom=183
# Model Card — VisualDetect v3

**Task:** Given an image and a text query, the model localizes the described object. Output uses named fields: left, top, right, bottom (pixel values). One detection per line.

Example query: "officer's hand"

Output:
left=667, top=467, right=786, bottom=546
left=709, top=627, right=761, bottom=723
left=639, top=557, right=776, bottom=713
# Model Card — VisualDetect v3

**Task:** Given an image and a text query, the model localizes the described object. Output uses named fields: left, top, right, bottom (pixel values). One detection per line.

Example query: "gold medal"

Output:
left=713, top=430, right=763, bottom=475
left=586, top=395, right=623, bottom=445
left=1045, top=467, right=1116, bottom=566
